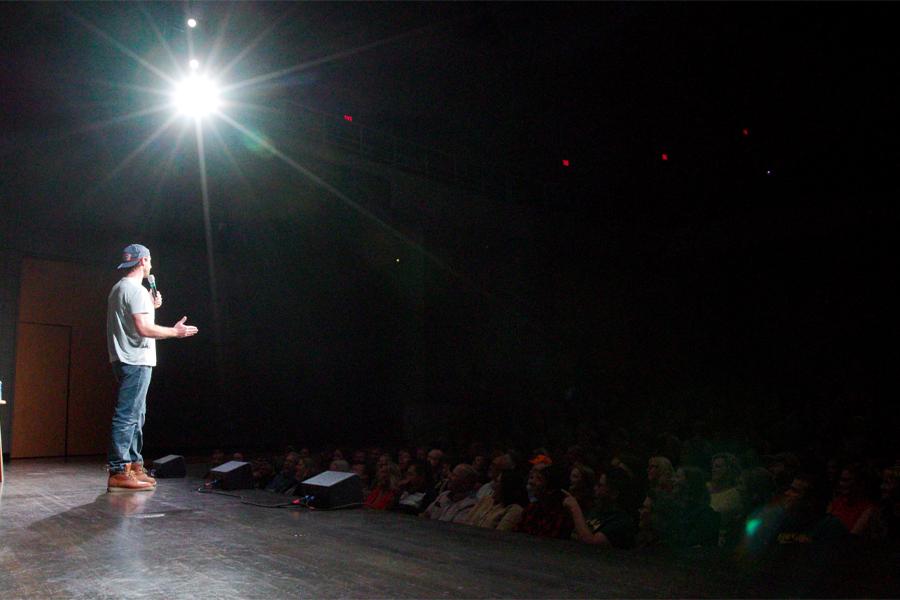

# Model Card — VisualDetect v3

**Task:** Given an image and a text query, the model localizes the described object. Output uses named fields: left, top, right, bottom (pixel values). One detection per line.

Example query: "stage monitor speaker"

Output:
left=210, top=460, right=253, bottom=490
left=300, top=471, right=363, bottom=509
left=151, top=454, right=186, bottom=478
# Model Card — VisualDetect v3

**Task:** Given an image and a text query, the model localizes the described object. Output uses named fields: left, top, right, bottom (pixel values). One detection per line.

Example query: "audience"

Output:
left=197, top=396, right=896, bottom=574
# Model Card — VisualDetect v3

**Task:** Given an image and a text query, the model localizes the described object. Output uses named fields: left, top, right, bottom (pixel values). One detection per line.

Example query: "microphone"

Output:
left=148, top=274, right=159, bottom=299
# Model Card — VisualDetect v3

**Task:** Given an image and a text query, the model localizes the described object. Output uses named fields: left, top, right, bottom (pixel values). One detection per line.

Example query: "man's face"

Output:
left=448, top=465, right=473, bottom=495
left=142, top=256, right=152, bottom=278
left=294, top=461, right=308, bottom=480
left=527, top=467, right=547, bottom=496
left=427, top=450, right=442, bottom=468
left=570, top=467, right=583, bottom=487
left=711, top=458, right=727, bottom=483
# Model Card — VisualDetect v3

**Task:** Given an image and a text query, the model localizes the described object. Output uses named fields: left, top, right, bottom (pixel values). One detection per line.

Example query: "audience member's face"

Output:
left=211, top=450, right=225, bottom=465
left=570, top=467, right=583, bottom=488
left=838, top=469, right=857, bottom=497
left=473, top=455, right=488, bottom=472
left=283, top=458, right=298, bottom=475
left=299, top=448, right=310, bottom=458
left=638, top=496, right=653, bottom=529
left=672, top=468, right=686, bottom=494
left=377, top=464, right=391, bottom=485
left=782, top=478, right=809, bottom=511
left=427, top=449, right=443, bottom=469
left=332, top=449, right=344, bottom=461
left=594, top=473, right=610, bottom=500
left=711, top=457, right=728, bottom=484
left=405, top=465, right=426, bottom=491
left=398, top=450, right=412, bottom=466
left=527, top=467, right=547, bottom=497
left=416, top=447, right=428, bottom=461
left=294, top=461, right=307, bottom=481
left=329, top=460, right=342, bottom=472
left=233, top=453, right=244, bottom=462
left=882, top=470, right=898, bottom=500
left=647, top=460, right=659, bottom=482
left=352, top=451, right=367, bottom=464
left=352, top=463, right=368, bottom=482
left=376, top=454, right=391, bottom=469
left=448, top=465, right=475, bottom=495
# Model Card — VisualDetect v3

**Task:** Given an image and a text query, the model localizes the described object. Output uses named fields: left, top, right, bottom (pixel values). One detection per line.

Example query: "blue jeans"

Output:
left=108, top=362, right=152, bottom=473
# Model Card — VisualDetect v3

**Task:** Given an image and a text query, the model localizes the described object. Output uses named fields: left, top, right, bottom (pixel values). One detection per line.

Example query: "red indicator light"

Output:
left=562, top=159, right=570, bottom=167
left=661, top=153, right=669, bottom=161
left=742, top=128, right=750, bottom=136
left=343, top=115, right=353, bottom=122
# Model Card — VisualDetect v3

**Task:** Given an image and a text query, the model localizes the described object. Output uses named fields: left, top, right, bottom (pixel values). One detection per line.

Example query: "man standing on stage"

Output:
left=106, top=244, right=198, bottom=492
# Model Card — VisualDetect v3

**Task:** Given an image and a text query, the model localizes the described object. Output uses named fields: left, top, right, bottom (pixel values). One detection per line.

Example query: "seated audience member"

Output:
left=421, top=449, right=450, bottom=508
left=351, top=462, right=372, bottom=495
left=203, top=449, right=227, bottom=479
left=516, top=464, right=574, bottom=539
left=568, top=463, right=597, bottom=513
left=738, top=466, right=776, bottom=516
left=709, top=453, right=743, bottom=547
left=647, top=456, right=675, bottom=494
left=351, top=450, right=368, bottom=465
left=827, top=463, right=877, bottom=536
left=365, top=462, right=402, bottom=510
left=875, top=465, right=900, bottom=541
left=396, top=460, right=431, bottom=514
left=286, top=457, right=318, bottom=495
left=467, top=470, right=528, bottom=531
left=565, top=468, right=636, bottom=548
left=526, top=454, right=553, bottom=502
left=329, top=459, right=351, bottom=472
left=251, top=457, right=275, bottom=489
left=766, top=452, right=800, bottom=494
left=266, top=452, right=300, bottom=493
left=397, top=449, right=412, bottom=474
left=477, top=454, right=515, bottom=500
left=776, top=473, right=847, bottom=544
left=422, top=464, right=480, bottom=523
left=654, top=466, right=719, bottom=548
left=636, top=494, right=660, bottom=548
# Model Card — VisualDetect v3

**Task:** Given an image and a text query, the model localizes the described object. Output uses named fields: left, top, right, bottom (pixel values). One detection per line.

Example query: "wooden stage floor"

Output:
left=0, top=458, right=894, bottom=598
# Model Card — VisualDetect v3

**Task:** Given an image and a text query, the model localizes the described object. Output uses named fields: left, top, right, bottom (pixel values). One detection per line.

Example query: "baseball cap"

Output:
left=117, top=244, right=150, bottom=270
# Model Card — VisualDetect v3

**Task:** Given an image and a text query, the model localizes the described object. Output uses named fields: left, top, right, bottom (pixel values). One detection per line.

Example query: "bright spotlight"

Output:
left=189, top=59, right=200, bottom=70
left=187, top=18, right=198, bottom=28
left=173, top=75, right=220, bottom=118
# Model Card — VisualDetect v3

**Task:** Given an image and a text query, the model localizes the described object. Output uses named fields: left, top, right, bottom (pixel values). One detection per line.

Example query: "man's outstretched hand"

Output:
left=173, top=316, right=199, bottom=338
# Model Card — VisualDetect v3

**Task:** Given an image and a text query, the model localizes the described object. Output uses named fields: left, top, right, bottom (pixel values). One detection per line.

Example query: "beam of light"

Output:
left=137, top=3, right=186, bottom=82
left=42, top=104, right=172, bottom=144
left=193, top=120, right=227, bottom=393
left=215, top=5, right=300, bottom=83
left=80, top=113, right=180, bottom=200
left=201, top=6, right=236, bottom=80
left=216, top=111, right=459, bottom=278
left=221, top=21, right=444, bottom=95
left=173, top=75, right=221, bottom=118
left=90, top=79, right=175, bottom=98
left=67, top=10, right=179, bottom=87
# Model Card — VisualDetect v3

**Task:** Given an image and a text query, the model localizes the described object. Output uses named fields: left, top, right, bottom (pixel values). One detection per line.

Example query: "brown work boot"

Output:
left=107, top=464, right=154, bottom=493
left=131, top=463, right=157, bottom=487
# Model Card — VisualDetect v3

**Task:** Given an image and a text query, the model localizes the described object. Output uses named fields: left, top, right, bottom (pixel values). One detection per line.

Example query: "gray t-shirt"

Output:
left=107, top=277, right=156, bottom=366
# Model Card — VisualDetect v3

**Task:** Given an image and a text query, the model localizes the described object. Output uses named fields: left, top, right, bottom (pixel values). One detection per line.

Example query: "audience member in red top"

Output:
left=828, top=463, right=877, bottom=536
left=365, top=462, right=401, bottom=510
left=516, top=463, right=574, bottom=539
